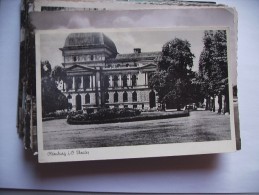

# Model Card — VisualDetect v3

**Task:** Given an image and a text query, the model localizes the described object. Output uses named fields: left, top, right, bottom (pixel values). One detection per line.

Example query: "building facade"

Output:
left=58, top=32, right=160, bottom=111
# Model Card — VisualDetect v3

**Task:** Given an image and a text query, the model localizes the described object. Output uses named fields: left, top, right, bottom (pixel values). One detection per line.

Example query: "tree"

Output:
left=51, top=65, right=67, bottom=90
left=41, top=61, right=68, bottom=116
left=149, top=38, right=195, bottom=110
left=198, top=30, right=229, bottom=113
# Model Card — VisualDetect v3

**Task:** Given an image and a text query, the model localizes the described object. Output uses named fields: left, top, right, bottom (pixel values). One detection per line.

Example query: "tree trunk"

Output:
left=212, top=96, right=215, bottom=112
left=218, top=94, right=222, bottom=114
left=205, top=97, right=210, bottom=110
left=224, top=91, right=230, bottom=114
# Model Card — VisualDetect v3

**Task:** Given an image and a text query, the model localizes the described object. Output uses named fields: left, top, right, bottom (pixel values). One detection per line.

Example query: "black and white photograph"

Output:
left=36, top=27, right=237, bottom=162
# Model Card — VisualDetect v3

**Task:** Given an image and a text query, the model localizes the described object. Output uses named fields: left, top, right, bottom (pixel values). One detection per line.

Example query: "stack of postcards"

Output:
left=17, top=0, right=241, bottom=163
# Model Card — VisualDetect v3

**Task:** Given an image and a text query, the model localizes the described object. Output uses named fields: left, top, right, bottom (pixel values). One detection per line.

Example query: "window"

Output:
left=75, top=77, right=81, bottom=92
left=124, top=105, right=128, bottom=108
left=122, top=75, right=128, bottom=87
left=85, top=93, right=90, bottom=104
left=105, top=92, right=109, bottom=103
left=113, top=75, right=118, bottom=88
left=103, top=75, right=110, bottom=89
left=132, top=75, right=137, bottom=87
left=133, top=105, right=137, bottom=109
left=126, top=63, right=129, bottom=67
left=114, top=91, right=118, bottom=103
left=123, top=91, right=128, bottom=102
left=90, top=55, right=94, bottom=61
left=83, top=76, right=90, bottom=89
left=132, top=91, right=137, bottom=102
left=66, top=77, right=73, bottom=91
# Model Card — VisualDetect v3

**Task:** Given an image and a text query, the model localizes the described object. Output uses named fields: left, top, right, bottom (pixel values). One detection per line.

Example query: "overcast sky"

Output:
left=33, top=8, right=236, bottom=84
left=40, top=29, right=204, bottom=72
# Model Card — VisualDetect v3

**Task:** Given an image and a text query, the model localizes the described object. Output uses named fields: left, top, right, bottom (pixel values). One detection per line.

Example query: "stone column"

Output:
left=63, top=82, right=66, bottom=92
left=119, top=75, right=122, bottom=87
left=90, top=75, right=92, bottom=89
left=72, top=76, right=75, bottom=90
left=81, top=76, right=84, bottom=89
left=109, top=75, right=113, bottom=88
left=95, top=70, right=100, bottom=106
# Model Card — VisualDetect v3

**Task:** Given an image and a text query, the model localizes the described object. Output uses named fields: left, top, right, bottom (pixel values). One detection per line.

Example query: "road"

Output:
left=42, top=110, right=231, bottom=150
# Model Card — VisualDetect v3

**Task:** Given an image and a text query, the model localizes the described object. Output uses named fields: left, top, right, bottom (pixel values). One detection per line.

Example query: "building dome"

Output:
left=64, top=32, right=117, bottom=54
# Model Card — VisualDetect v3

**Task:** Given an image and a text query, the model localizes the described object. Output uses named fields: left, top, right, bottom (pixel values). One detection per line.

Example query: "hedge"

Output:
left=67, top=110, right=189, bottom=125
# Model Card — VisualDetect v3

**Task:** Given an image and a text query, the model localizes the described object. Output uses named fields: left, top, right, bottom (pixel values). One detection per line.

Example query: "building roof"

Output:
left=105, top=51, right=161, bottom=63
left=116, top=51, right=161, bottom=60
left=63, top=32, right=118, bottom=54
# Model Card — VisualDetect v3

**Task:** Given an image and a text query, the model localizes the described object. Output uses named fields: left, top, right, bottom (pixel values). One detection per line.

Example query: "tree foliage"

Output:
left=198, top=30, right=229, bottom=113
left=41, top=61, right=68, bottom=116
left=149, top=38, right=195, bottom=110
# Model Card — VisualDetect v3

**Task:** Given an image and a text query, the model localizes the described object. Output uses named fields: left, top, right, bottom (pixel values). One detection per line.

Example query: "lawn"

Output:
left=43, top=110, right=231, bottom=150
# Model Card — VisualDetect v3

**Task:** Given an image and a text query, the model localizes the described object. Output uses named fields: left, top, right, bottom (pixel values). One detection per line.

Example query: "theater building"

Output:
left=58, top=32, right=160, bottom=111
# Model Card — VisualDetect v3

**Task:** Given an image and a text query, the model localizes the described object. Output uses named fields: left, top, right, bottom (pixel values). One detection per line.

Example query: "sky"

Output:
left=33, top=8, right=236, bottom=84
left=40, top=29, right=205, bottom=72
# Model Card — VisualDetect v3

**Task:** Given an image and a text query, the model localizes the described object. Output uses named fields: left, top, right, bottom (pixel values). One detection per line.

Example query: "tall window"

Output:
left=132, top=91, right=137, bottom=102
left=83, top=75, right=90, bottom=90
left=114, top=91, right=118, bottom=102
left=66, top=77, right=73, bottom=91
left=123, top=91, right=128, bottom=102
left=75, top=77, right=81, bottom=91
left=132, top=75, right=137, bottom=87
left=103, top=75, right=110, bottom=89
left=122, top=75, right=128, bottom=87
left=105, top=92, right=109, bottom=103
left=85, top=93, right=90, bottom=104
left=113, top=75, right=118, bottom=88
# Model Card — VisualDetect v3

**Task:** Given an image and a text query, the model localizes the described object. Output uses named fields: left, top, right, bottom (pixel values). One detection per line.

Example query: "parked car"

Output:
left=184, top=104, right=197, bottom=111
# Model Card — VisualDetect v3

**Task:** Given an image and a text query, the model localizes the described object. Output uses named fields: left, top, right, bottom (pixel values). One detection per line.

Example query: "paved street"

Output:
left=43, top=110, right=231, bottom=150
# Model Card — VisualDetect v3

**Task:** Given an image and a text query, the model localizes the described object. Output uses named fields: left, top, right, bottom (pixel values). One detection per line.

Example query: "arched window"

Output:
left=132, top=91, right=137, bottom=102
left=76, top=94, right=82, bottom=111
left=85, top=93, right=90, bottom=104
left=122, top=75, right=128, bottom=87
left=90, top=55, right=94, bottom=61
left=114, top=91, right=118, bottom=103
left=113, top=75, right=118, bottom=88
left=105, top=92, right=109, bottom=103
left=132, top=75, right=137, bottom=87
left=123, top=91, right=128, bottom=102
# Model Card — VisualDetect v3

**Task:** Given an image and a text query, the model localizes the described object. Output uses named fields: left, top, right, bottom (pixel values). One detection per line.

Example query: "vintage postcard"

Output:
left=35, top=27, right=237, bottom=163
